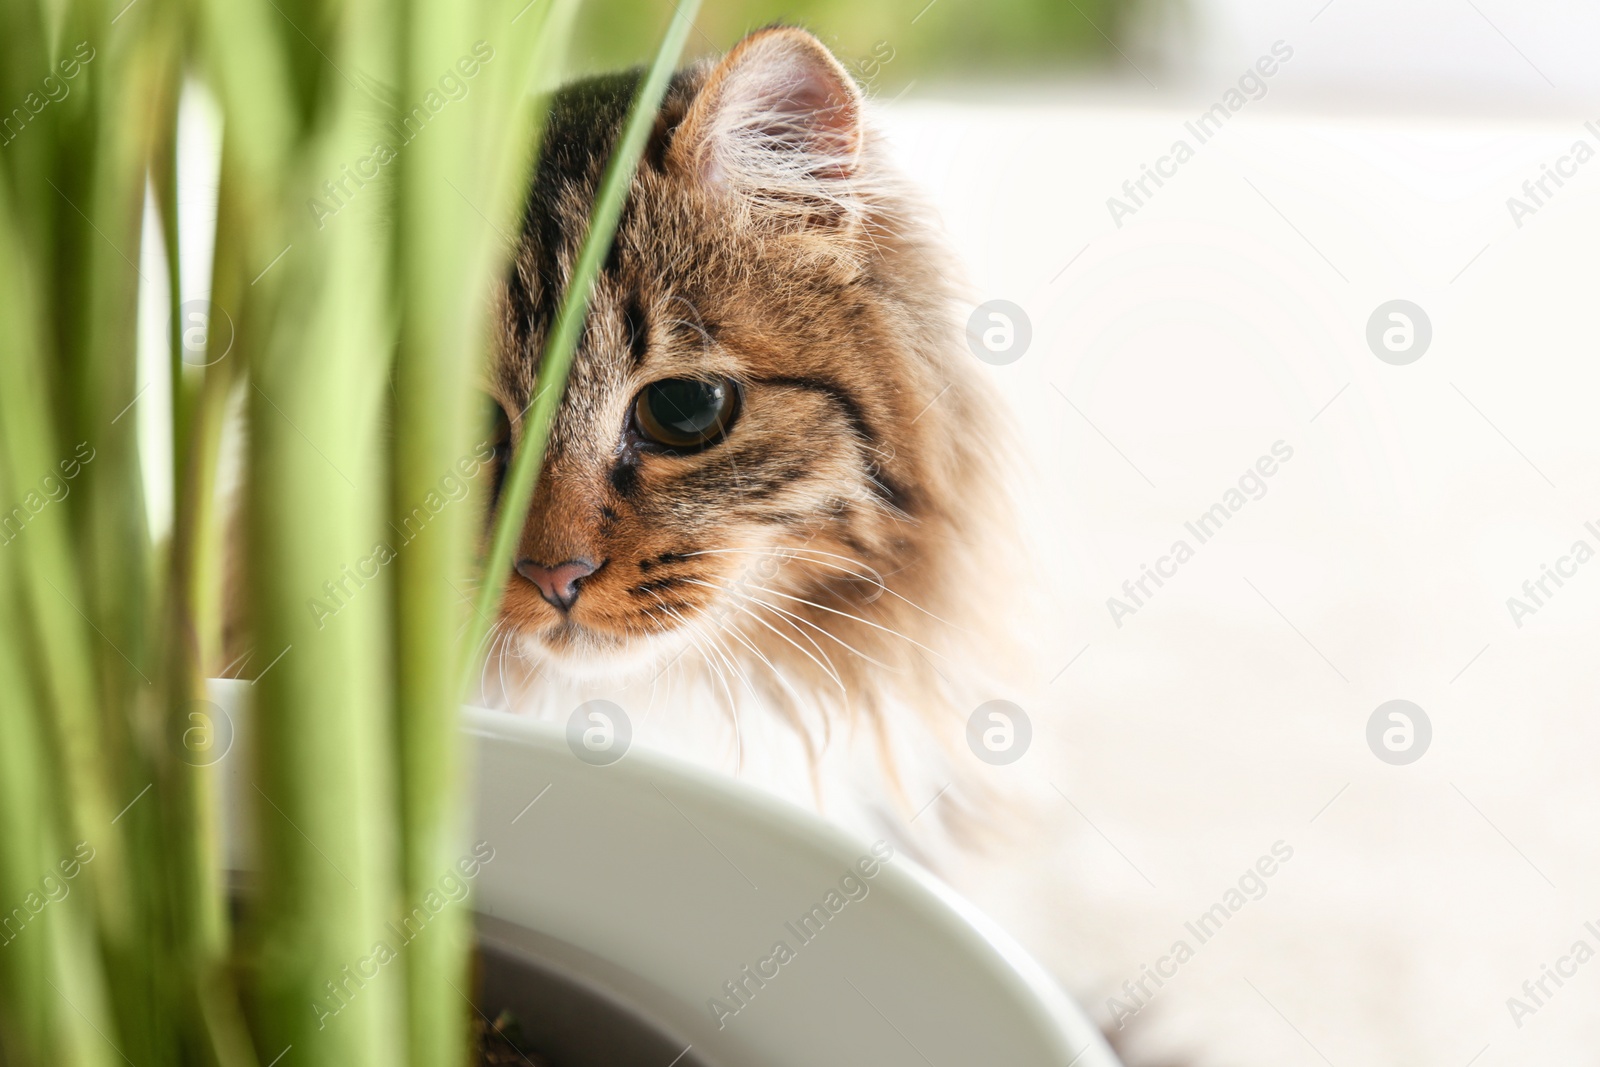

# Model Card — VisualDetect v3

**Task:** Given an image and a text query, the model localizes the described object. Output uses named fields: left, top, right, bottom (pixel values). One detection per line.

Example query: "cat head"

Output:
left=487, top=27, right=1004, bottom=727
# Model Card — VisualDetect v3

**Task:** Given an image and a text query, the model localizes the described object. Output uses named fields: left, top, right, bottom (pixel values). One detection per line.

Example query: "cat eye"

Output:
left=632, top=377, right=740, bottom=451
left=487, top=397, right=512, bottom=452
left=485, top=397, right=512, bottom=505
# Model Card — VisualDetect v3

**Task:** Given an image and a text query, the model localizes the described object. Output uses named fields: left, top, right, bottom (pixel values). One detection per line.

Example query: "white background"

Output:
left=874, top=0, right=1600, bottom=1063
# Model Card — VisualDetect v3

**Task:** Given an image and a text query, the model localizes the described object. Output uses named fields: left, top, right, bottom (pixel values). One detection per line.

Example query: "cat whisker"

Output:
left=683, top=577, right=897, bottom=671
left=693, top=623, right=748, bottom=772
left=220, top=647, right=256, bottom=680
left=655, top=599, right=744, bottom=769
left=683, top=545, right=880, bottom=580
left=857, top=489, right=918, bottom=526
left=752, top=599, right=848, bottom=687
left=496, top=626, right=514, bottom=706
left=644, top=640, right=667, bottom=717
left=689, top=574, right=935, bottom=663
left=656, top=604, right=709, bottom=679
left=818, top=565, right=959, bottom=628
left=718, top=609, right=810, bottom=707
left=681, top=546, right=889, bottom=607
left=692, top=573, right=851, bottom=691
left=703, top=659, right=753, bottom=775
left=682, top=545, right=961, bottom=629
left=746, top=594, right=898, bottom=671
left=677, top=556, right=852, bottom=690
left=756, top=585, right=946, bottom=660
left=478, top=621, right=504, bottom=705
left=663, top=294, right=715, bottom=345
left=660, top=316, right=715, bottom=348
left=688, top=602, right=762, bottom=705
left=694, top=593, right=792, bottom=704
left=722, top=605, right=826, bottom=763
left=729, top=600, right=848, bottom=695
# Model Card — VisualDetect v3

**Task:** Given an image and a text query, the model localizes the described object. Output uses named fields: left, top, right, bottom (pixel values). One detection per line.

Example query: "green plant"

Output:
left=0, top=0, right=695, bottom=1063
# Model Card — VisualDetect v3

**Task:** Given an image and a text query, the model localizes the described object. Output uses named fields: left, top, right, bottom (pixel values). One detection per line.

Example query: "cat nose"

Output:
left=515, top=557, right=599, bottom=612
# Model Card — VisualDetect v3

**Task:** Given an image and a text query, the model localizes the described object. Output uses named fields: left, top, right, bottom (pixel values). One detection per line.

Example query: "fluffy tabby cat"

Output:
left=481, top=26, right=1014, bottom=780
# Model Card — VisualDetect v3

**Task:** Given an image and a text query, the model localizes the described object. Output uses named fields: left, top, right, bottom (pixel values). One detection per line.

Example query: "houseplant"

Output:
left=0, top=0, right=693, bottom=1062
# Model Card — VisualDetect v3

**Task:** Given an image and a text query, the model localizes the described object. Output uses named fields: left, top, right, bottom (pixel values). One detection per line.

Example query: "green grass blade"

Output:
left=387, top=1, right=574, bottom=1063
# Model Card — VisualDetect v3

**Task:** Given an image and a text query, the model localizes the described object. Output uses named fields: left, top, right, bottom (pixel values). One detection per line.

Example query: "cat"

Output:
left=482, top=25, right=1020, bottom=795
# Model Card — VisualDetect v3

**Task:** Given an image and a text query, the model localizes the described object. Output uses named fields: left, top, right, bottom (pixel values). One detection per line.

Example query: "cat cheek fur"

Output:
left=491, top=25, right=1017, bottom=746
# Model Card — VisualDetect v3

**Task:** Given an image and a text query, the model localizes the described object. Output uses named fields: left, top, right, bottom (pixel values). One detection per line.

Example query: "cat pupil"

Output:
left=649, top=379, right=723, bottom=435
left=633, top=377, right=737, bottom=450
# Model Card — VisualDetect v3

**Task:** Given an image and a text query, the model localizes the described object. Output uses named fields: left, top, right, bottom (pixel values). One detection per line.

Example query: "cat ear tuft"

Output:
left=671, top=27, right=864, bottom=221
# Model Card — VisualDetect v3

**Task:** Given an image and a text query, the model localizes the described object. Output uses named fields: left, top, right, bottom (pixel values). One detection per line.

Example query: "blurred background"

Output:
left=569, top=0, right=1148, bottom=85
left=572, top=0, right=1600, bottom=111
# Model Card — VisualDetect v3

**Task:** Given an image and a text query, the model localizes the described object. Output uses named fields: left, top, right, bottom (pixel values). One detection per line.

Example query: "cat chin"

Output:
left=511, top=625, right=689, bottom=686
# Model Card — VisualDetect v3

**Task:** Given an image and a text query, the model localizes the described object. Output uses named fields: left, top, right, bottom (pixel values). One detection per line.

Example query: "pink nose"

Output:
left=515, top=557, right=599, bottom=612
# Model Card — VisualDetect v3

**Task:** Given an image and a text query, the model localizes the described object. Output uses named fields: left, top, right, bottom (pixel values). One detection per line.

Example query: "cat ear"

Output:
left=670, top=27, right=863, bottom=221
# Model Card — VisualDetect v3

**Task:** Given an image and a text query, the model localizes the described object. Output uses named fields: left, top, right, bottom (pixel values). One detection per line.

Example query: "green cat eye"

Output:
left=633, top=377, right=739, bottom=450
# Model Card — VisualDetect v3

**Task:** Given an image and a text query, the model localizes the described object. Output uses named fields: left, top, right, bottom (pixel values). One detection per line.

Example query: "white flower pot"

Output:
left=211, top=681, right=1118, bottom=1066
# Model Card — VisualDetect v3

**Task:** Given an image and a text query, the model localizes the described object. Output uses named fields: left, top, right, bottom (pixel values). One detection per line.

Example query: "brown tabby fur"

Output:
left=490, top=27, right=1011, bottom=779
